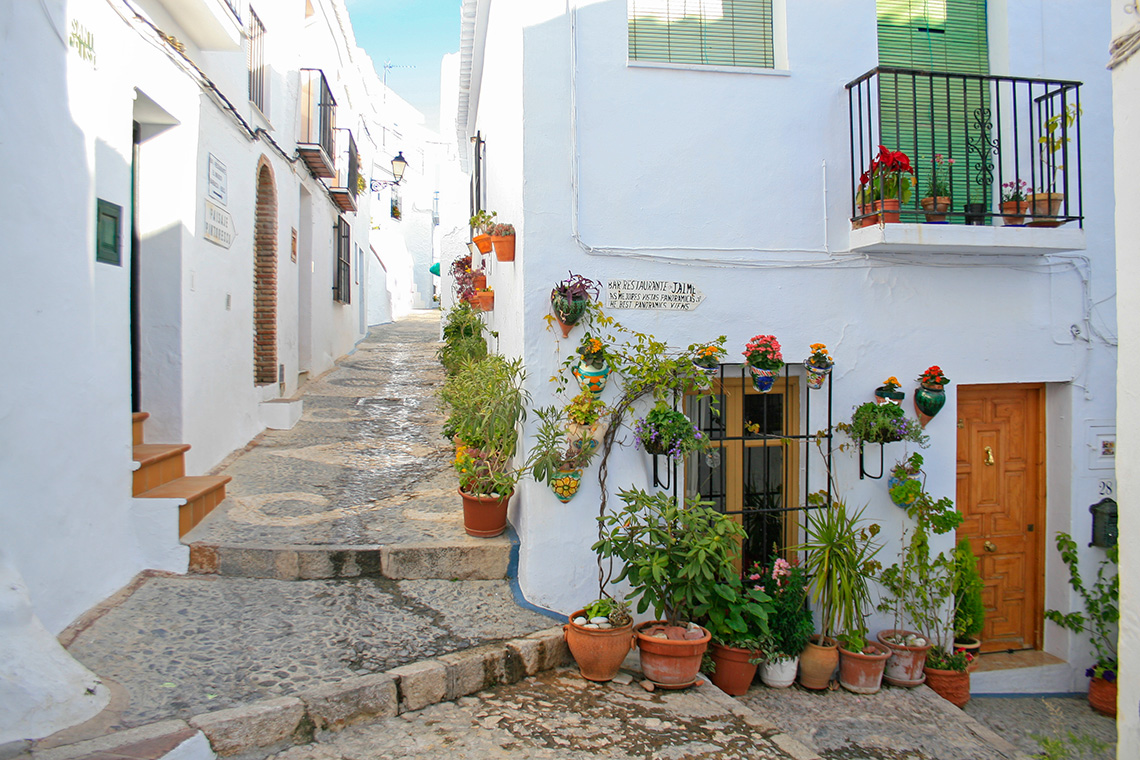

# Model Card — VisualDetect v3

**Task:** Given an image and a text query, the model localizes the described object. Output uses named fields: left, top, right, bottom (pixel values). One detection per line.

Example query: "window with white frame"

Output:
left=628, top=0, right=775, bottom=69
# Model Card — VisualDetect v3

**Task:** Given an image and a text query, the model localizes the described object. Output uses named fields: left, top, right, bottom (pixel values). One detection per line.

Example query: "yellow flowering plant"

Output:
left=806, top=343, right=833, bottom=370
left=578, top=335, right=607, bottom=368
left=690, top=339, right=727, bottom=369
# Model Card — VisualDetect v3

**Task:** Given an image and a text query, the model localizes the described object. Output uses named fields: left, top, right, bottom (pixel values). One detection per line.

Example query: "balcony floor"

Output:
left=848, top=221, right=1086, bottom=256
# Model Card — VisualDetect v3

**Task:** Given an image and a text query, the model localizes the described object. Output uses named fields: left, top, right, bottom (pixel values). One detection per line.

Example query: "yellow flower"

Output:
left=810, top=343, right=826, bottom=351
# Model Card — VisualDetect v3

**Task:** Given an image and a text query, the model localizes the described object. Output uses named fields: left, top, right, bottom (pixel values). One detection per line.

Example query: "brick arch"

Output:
left=253, top=157, right=278, bottom=385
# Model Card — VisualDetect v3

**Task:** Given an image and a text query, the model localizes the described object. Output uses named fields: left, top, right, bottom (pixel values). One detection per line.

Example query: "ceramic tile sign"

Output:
left=607, top=279, right=705, bottom=311
left=204, top=200, right=235, bottom=249
left=208, top=154, right=228, bottom=206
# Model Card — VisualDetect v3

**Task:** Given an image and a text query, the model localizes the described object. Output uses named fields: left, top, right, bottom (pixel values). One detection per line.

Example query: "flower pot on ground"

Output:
left=803, top=343, right=834, bottom=390
left=799, top=635, right=838, bottom=690
left=564, top=598, right=634, bottom=682
left=472, top=234, right=492, bottom=253
left=488, top=222, right=516, bottom=261
left=924, top=664, right=971, bottom=708
left=458, top=488, right=510, bottom=537
left=760, top=656, right=798, bottom=688
left=746, top=556, right=813, bottom=689
left=699, top=576, right=773, bottom=697
left=742, top=334, right=783, bottom=393
left=837, top=636, right=891, bottom=694
left=920, top=196, right=951, bottom=222
left=1088, top=676, right=1117, bottom=718
left=550, top=273, right=599, bottom=337
left=877, top=630, right=932, bottom=687
left=635, top=622, right=711, bottom=688
left=708, top=642, right=760, bottom=696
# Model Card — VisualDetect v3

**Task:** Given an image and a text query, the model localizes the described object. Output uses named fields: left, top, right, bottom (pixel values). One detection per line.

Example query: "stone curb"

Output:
left=31, top=626, right=571, bottom=759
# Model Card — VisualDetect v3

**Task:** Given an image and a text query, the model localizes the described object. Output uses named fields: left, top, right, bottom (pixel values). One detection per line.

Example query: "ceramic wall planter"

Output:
left=877, top=630, right=931, bottom=687
left=760, top=656, right=798, bottom=688
left=634, top=622, right=711, bottom=689
left=804, top=362, right=831, bottom=390
left=747, top=366, right=779, bottom=393
left=920, top=196, right=950, bottom=223
left=887, top=476, right=918, bottom=508
left=573, top=361, right=610, bottom=395
left=924, top=666, right=970, bottom=708
left=491, top=235, right=515, bottom=261
left=458, top=488, right=510, bottom=537
left=708, top=643, right=759, bottom=696
left=563, top=610, right=635, bottom=682
left=914, top=382, right=946, bottom=427
left=1000, top=200, right=1029, bottom=226
left=475, top=291, right=494, bottom=312
left=549, top=468, right=583, bottom=503
left=798, top=635, right=838, bottom=690
left=551, top=294, right=589, bottom=337
left=472, top=234, right=492, bottom=253
left=838, top=642, right=891, bottom=694
left=1088, top=676, right=1117, bottom=717
left=874, top=388, right=905, bottom=405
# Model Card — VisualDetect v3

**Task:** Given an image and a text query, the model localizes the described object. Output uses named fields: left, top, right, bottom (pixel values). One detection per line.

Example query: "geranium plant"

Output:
left=858, top=145, right=915, bottom=204
left=742, top=334, right=783, bottom=370
left=925, top=154, right=954, bottom=197
left=918, top=366, right=949, bottom=387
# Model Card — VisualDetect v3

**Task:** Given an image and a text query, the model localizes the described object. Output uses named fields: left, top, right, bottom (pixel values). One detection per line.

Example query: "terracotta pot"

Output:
left=472, top=234, right=492, bottom=253
left=760, top=656, right=798, bottom=688
left=472, top=273, right=487, bottom=291
left=877, top=630, right=932, bottom=687
left=838, top=641, right=891, bottom=694
left=924, top=666, right=970, bottom=708
left=920, top=196, right=950, bottom=223
left=563, top=610, right=635, bottom=682
left=798, top=635, right=838, bottom=690
left=491, top=235, right=515, bottom=262
left=1026, top=192, right=1064, bottom=226
left=873, top=198, right=902, bottom=223
left=458, top=488, right=509, bottom=537
left=999, top=199, right=1029, bottom=226
left=634, top=622, right=710, bottom=688
left=953, top=636, right=981, bottom=672
left=1088, top=676, right=1117, bottom=717
left=708, top=642, right=759, bottom=697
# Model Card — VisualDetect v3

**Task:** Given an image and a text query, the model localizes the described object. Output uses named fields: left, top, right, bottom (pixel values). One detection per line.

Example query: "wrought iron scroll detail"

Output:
left=968, top=107, right=999, bottom=189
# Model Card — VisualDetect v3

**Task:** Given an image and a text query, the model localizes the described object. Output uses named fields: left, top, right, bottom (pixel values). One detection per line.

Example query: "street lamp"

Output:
left=370, top=151, right=409, bottom=191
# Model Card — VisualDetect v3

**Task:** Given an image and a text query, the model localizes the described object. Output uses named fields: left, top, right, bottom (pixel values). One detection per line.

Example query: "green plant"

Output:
left=566, top=392, right=605, bottom=427
left=742, top=334, right=783, bottom=370
left=437, top=302, right=487, bottom=375
left=926, top=646, right=973, bottom=672
left=918, top=365, right=949, bottom=386
left=1002, top=179, right=1029, bottom=203
left=488, top=222, right=515, bottom=237
left=887, top=454, right=961, bottom=534
left=633, top=403, right=707, bottom=459
left=1030, top=702, right=1110, bottom=760
left=690, top=339, right=727, bottom=369
left=583, top=597, right=631, bottom=626
left=925, top=154, right=954, bottom=197
left=746, top=556, right=814, bottom=661
left=469, top=209, right=497, bottom=232
left=793, top=494, right=883, bottom=640
left=452, top=443, right=518, bottom=496
left=439, top=354, right=529, bottom=483
left=697, top=576, right=773, bottom=651
left=1038, top=104, right=1081, bottom=192
left=594, top=488, right=745, bottom=626
left=528, top=405, right=597, bottom=486
left=954, top=538, right=985, bottom=641
left=857, top=145, right=914, bottom=204
left=578, top=335, right=607, bottom=368
left=846, top=402, right=929, bottom=446
left=1044, top=533, right=1118, bottom=680
left=449, top=254, right=477, bottom=302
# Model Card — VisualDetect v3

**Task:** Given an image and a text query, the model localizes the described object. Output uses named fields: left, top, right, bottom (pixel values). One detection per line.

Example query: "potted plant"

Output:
left=572, top=334, right=610, bottom=395
left=439, top=355, right=529, bottom=537
left=914, top=366, right=949, bottom=427
left=953, top=538, right=985, bottom=664
left=449, top=254, right=477, bottom=304
left=488, top=222, right=516, bottom=262
left=564, top=391, right=607, bottom=450
left=999, top=179, right=1030, bottom=225
left=594, top=488, right=746, bottom=688
left=856, top=145, right=914, bottom=225
left=804, top=343, right=834, bottom=390
left=837, top=630, right=891, bottom=694
left=550, top=272, right=599, bottom=338
left=634, top=403, right=706, bottom=459
left=920, top=154, right=954, bottom=222
left=887, top=453, right=923, bottom=508
left=689, top=340, right=727, bottom=376
left=469, top=209, right=496, bottom=252
left=924, top=646, right=974, bottom=707
left=528, top=405, right=598, bottom=503
left=1044, top=532, right=1118, bottom=717
left=475, top=287, right=494, bottom=312
left=700, top=577, right=774, bottom=696
left=748, top=557, right=813, bottom=688
left=1028, top=104, right=1080, bottom=225
left=564, top=596, right=635, bottom=682
left=437, top=302, right=487, bottom=376
left=847, top=402, right=928, bottom=447
left=963, top=190, right=988, bottom=226
left=742, top=334, right=783, bottom=393
left=793, top=493, right=883, bottom=690
left=874, top=376, right=905, bottom=404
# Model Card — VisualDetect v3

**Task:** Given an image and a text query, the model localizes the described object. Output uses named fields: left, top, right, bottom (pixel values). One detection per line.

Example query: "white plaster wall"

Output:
left=466, top=0, right=1118, bottom=691
left=1112, top=0, right=1139, bottom=752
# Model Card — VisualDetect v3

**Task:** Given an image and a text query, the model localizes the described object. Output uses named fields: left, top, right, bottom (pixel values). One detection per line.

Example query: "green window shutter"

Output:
left=96, top=199, right=122, bottom=266
left=628, top=0, right=774, bottom=68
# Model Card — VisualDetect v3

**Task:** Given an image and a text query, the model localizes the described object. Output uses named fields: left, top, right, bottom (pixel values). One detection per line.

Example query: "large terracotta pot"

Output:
left=760, top=656, right=798, bottom=688
left=924, top=666, right=970, bottom=708
left=838, top=642, right=891, bottom=694
left=634, top=622, right=710, bottom=688
left=1088, top=676, right=1117, bottom=717
left=877, top=630, right=932, bottom=687
left=491, top=235, right=515, bottom=262
left=458, top=488, right=509, bottom=537
left=798, top=635, right=838, bottom=690
left=708, top=642, right=759, bottom=697
left=563, top=610, right=634, bottom=682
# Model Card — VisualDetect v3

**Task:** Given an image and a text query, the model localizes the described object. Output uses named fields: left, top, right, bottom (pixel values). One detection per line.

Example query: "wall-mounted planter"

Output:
left=914, top=383, right=946, bottom=426
left=492, top=235, right=515, bottom=261
left=472, top=234, right=492, bottom=253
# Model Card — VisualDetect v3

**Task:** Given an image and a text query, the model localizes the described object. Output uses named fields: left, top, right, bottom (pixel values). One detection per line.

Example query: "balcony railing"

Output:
left=298, top=69, right=336, bottom=179
left=329, top=129, right=359, bottom=213
left=846, top=67, right=1083, bottom=229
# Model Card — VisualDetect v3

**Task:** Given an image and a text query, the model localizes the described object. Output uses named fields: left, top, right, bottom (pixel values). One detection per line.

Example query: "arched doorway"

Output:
left=254, top=158, right=278, bottom=385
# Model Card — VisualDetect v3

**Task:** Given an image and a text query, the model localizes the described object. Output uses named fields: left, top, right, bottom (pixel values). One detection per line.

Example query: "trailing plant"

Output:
left=528, top=405, right=598, bottom=486
left=954, top=538, right=985, bottom=641
left=886, top=454, right=961, bottom=534
left=551, top=272, right=600, bottom=302
left=469, top=209, right=497, bottom=232
left=594, top=488, right=745, bottom=627
left=566, top=392, right=606, bottom=427
left=633, top=403, right=707, bottom=459
left=846, top=402, right=928, bottom=446
left=747, top=556, right=814, bottom=661
left=1044, top=533, right=1118, bottom=680
left=437, top=302, right=487, bottom=375
left=449, top=255, right=477, bottom=302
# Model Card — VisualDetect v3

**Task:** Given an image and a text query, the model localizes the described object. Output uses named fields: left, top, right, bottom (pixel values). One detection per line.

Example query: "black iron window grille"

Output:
left=247, top=9, right=267, bottom=116
left=299, top=69, right=336, bottom=163
left=333, top=216, right=351, bottom=304
left=847, top=67, right=1083, bottom=228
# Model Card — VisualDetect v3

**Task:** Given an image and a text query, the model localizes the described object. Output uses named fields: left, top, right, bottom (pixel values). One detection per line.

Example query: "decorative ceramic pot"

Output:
left=877, top=629, right=932, bottom=687
left=549, top=468, right=583, bottom=503
left=804, top=362, right=831, bottom=390
left=920, top=196, right=951, bottom=223
left=1000, top=199, right=1030, bottom=226
left=564, top=610, right=635, bottom=682
left=566, top=421, right=606, bottom=452
left=838, top=642, right=891, bottom=694
left=924, top=666, right=970, bottom=708
left=573, top=361, right=610, bottom=395
left=1088, top=676, right=1117, bottom=717
left=747, top=365, right=780, bottom=393
left=551, top=294, right=589, bottom=337
left=914, top=382, right=945, bottom=427
left=472, top=234, right=493, bottom=253
left=692, top=360, right=719, bottom=376
left=887, top=476, right=918, bottom=508
left=458, top=488, right=510, bottom=537
left=634, top=622, right=710, bottom=689
left=874, top=388, right=905, bottom=405
left=798, top=635, right=838, bottom=690
left=760, top=656, right=798, bottom=688
left=491, top=235, right=515, bottom=262
left=708, top=642, right=759, bottom=697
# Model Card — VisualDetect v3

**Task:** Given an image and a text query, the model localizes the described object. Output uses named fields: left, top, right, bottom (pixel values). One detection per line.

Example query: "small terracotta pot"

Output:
left=458, top=488, right=509, bottom=537
left=475, top=291, right=494, bottom=312
left=920, top=196, right=950, bottom=223
left=1000, top=199, right=1029, bottom=226
left=798, top=635, right=838, bottom=690
left=472, top=234, right=492, bottom=253
left=1027, top=191, right=1064, bottom=225
left=472, top=273, right=487, bottom=291
left=873, top=198, right=902, bottom=223
left=838, top=642, right=891, bottom=694
left=709, top=642, right=759, bottom=697
left=878, top=630, right=932, bottom=687
left=491, top=235, right=515, bottom=262
left=1088, top=676, right=1117, bottom=717
left=563, top=610, right=635, bottom=682
left=634, top=622, right=710, bottom=688
left=924, top=666, right=970, bottom=708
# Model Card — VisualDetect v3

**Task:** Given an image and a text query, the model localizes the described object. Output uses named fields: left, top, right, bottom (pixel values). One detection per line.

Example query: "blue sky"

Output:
left=344, top=0, right=462, bottom=131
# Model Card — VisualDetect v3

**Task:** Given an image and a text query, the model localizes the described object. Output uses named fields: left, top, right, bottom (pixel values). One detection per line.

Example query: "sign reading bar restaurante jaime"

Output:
left=607, top=279, right=705, bottom=311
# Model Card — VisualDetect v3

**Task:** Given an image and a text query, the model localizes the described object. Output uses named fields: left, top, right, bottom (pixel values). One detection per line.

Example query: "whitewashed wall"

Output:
left=466, top=0, right=1118, bottom=692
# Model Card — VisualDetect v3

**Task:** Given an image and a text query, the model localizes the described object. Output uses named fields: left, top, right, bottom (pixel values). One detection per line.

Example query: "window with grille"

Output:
left=333, top=216, right=351, bottom=303
left=628, top=0, right=775, bottom=69
left=248, top=9, right=267, bottom=116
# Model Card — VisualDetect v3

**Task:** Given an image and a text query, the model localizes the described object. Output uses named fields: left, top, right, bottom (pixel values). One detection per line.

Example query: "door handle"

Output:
left=984, top=540, right=996, bottom=553
left=984, top=446, right=995, bottom=466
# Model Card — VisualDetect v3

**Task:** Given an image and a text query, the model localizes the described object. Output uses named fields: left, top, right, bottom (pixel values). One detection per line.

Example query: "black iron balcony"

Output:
left=846, top=67, right=1083, bottom=231
left=329, top=129, right=359, bottom=213
left=298, top=69, right=336, bottom=179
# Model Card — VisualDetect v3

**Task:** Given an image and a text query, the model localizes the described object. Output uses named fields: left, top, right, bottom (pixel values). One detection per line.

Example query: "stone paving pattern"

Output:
left=966, top=695, right=1116, bottom=759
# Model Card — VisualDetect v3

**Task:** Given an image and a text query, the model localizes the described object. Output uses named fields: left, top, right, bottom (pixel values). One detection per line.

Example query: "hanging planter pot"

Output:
left=747, top=366, right=780, bottom=393
left=475, top=290, right=495, bottom=312
left=488, top=223, right=516, bottom=262
left=805, top=362, right=831, bottom=390
left=549, top=468, right=584, bottom=503
left=472, top=234, right=493, bottom=253
left=550, top=273, right=599, bottom=338
left=572, top=361, right=610, bottom=395
left=887, top=476, right=919, bottom=508
left=874, top=377, right=905, bottom=405
left=914, top=383, right=946, bottom=426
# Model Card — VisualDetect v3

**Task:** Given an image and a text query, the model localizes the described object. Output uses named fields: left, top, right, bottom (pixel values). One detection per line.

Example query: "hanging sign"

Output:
left=204, top=200, right=235, bottom=249
left=606, top=279, right=705, bottom=311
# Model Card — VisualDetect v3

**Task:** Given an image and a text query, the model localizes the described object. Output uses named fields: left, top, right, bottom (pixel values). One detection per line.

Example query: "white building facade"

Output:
left=456, top=0, right=1118, bottom=696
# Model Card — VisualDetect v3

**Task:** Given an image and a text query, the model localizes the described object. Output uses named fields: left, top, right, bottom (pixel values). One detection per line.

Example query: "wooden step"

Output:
left=139, top=475, right=232, bottom=537
left=132, top=443, right=191, bottom=496
left=132, top=412, right=150, bottom=445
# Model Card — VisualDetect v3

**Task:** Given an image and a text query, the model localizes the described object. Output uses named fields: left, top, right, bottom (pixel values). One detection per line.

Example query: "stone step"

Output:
left=139, top=476, right=231, bottom=537
left=131, top=412, right=149, bottom=446
left=131, top=444, right=190, bottom=496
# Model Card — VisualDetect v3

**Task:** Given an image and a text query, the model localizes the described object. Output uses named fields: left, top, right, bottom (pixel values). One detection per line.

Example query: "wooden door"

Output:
left=956, top=384, right=1045, bottom=653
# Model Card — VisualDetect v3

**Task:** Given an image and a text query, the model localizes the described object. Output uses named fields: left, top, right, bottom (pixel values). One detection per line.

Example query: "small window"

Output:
left=95, top=199, right=122, bottom=266
left=390, top=190, right=402, bottom=221
left=248, top=9, right=267, bottom=116
left=628, top=0, right=775, bottom=69
left=333, top=216, right=351, bottom=303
